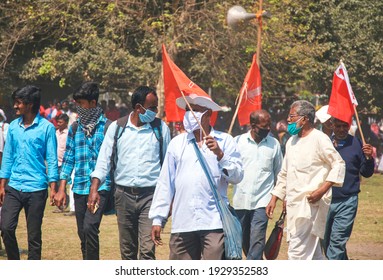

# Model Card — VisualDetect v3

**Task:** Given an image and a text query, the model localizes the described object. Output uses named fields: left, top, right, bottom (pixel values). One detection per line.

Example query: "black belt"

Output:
left=116, top=185, right=155, bottom=195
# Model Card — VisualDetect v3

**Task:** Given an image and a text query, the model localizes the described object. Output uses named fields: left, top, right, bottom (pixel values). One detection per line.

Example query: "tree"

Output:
left=1, top=0, right=382, bottom=122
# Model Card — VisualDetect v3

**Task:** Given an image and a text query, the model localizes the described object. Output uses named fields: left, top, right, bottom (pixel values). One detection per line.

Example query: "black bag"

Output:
left=264, top=211, right=286, bottom=260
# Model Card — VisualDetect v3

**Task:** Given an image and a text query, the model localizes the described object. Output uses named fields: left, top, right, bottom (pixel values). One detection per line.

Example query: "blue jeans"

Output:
left=235, top=208, right=269, bottom=260
left=324, top=195, right=358, bottom=260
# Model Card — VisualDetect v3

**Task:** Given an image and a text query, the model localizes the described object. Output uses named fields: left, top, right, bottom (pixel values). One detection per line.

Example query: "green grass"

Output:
left=1, top=174, right=382, bottom=260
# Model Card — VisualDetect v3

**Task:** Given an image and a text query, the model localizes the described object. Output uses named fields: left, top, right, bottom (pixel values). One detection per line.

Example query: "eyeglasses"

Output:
left=287, top=114, right=303, bottom=119
left=139, top=103, right=158, bottom=112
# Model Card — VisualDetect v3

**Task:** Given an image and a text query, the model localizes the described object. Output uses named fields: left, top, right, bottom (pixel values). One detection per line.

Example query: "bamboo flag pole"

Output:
left=353, top=104, right=366, bottom=145
left=228, top=85, right=247, bottom=135
left=256, top=0, right=263, bottom=67
left=227, top=0, right=263, bottom=135
left=340, top=59, right=366, bottom=145
left=180, top=90, right=208, bottom=138
left=353, top=104, right=372, bottom=160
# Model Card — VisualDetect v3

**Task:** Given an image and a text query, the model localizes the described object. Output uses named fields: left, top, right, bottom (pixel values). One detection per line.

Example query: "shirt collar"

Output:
left=127, top=112, right=151, bottom=130
left=186, top=127, right=223, bottom=142
left=18, top=113, right=42, bottom=128
left=246, top=130, right=268, bottom=144
left=57, top=128, right=68, bottom=134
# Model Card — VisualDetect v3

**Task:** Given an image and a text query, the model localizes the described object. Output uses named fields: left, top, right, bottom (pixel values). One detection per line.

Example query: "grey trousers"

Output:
left=114, top=186, right=155, bottom=260
left=169, top=230, right=225, bottom=260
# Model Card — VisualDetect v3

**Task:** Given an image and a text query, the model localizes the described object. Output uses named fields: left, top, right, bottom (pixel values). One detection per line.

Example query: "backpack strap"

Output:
left=104, top=119, right=112, bottom=135
left=150, top=117, right=164, bottom=166
left=109, top=115, right=129, bottom=184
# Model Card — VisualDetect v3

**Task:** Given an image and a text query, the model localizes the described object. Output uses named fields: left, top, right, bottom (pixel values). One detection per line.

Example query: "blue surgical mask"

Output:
left=287, top=117, right=304, bottom=135
left=139, top=105, right=157, bottom=123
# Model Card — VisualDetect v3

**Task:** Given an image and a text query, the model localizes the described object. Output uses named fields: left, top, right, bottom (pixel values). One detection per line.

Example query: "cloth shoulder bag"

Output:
left=191, top=139, right=242, bottom=260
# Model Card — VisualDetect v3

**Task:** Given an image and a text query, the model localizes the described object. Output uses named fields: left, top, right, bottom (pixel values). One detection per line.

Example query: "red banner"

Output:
left=237, top=54, right=262, bottom=126
left=162, top=44, right=217, bottom=124
left=328, top=63, right=358, bottom=125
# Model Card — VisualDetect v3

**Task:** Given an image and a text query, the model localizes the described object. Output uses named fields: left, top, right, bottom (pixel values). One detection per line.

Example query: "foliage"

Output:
left=0, top=0, right=382, bottom=119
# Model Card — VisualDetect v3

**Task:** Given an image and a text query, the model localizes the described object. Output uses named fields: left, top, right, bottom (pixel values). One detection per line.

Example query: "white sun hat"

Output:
left=176, top=93, right=222, bottom=111
left=315, top=105, right=331, bottom=124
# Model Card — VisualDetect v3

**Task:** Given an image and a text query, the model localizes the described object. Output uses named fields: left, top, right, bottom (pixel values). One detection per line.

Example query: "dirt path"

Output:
left=347, top=243, right=383, bottom=260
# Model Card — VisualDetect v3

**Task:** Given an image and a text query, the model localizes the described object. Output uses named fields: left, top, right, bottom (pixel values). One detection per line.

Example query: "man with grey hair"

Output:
left=266, top=100, right=345, bottom=260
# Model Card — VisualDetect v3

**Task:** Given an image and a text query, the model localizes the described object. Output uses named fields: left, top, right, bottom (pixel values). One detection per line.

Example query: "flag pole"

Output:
left=227, top=0, right=263, bottom=135
left=180, top=90, right=208, bottom=138
left=228, top=86, right=246, bottom=135
left=353, top=104, right=366, bottom=145
left=256, top=0, right=263, bottom=67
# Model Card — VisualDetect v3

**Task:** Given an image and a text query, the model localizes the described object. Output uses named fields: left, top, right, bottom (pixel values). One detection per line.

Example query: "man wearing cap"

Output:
left=149, top=94, right=244, bottom=260
left=88, top=86, right=171, bottom=260
left=324, top=117, right=374, bottom=259
left=315, top=105, right=333, bottom=137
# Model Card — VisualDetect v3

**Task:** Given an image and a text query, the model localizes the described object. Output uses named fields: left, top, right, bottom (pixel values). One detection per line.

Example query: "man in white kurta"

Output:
left=266, top=100, right=345, bottom=260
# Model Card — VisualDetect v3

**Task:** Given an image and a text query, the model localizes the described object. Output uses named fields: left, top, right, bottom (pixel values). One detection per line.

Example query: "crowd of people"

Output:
left=0, top=82, right=380, bottom=260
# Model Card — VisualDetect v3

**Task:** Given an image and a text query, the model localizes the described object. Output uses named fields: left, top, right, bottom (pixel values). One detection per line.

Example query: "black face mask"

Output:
left=256, top=127, right=270, bottom=139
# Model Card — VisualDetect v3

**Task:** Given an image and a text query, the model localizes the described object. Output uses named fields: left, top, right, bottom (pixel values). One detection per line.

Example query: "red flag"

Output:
left=237, top=54, right=262, bottom=126
left=328, top=62, right=358, bottom=125
left=162, top=44, right=218, bottom=125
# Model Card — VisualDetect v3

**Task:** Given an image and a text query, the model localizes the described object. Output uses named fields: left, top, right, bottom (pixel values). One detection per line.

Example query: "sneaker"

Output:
left=64, top=211, right=76, bottom=216
left=52, top=208, right=64, bottom=213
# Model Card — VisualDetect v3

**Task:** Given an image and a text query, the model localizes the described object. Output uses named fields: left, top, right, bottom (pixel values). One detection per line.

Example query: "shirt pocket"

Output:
left=204, top=153, right=221, bottom=179
left=260, top=155, right=273, bottom=172
left=141, top=137, right=159, bottom=164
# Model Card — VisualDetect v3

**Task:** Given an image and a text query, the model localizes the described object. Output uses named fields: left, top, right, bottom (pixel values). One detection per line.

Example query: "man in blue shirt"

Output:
left=233, top=109, right=283, bottom=260
left=89, top=86, right=170, bottom=260
left=324, top=117, right=374, bottom=259
left=0, top=85, right=59, bottom=260
left=54, top=82, right=111, bottom=260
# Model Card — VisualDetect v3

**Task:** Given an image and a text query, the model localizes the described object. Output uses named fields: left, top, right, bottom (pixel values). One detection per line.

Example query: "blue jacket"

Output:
left=332, top=134, right=374, bottom=199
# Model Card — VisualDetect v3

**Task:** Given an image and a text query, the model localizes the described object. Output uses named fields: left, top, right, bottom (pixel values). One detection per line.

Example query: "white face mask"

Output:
left=183, top=110, right=207, bottom=133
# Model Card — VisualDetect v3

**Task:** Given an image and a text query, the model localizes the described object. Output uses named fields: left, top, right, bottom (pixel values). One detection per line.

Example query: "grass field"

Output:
left=1, top=174, right=382, bottom=260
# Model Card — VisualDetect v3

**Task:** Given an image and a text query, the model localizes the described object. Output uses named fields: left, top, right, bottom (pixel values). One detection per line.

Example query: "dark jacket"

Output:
left=332, top=134, right=375, bottom=199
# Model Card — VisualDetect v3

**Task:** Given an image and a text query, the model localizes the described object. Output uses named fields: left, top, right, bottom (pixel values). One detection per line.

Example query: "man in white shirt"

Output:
left=0, top=122, right=3, bottom=166
left=53, top=114, right=71, bottom=214
left=233, top=109, right=282, bottom=260
left=56, top=114, right=69, bottom=169
left=149, top=94, right=244, bottom=260
left=88, top=86, right=171, bottom=260
left=266, top=100, right=345, bottom=260
left=0, top=109, right=9, bottom=142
